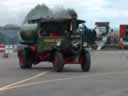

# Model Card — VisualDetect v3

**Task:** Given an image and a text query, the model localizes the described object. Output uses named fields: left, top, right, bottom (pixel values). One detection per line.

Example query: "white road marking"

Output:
left=1, top=70, right=128, bottom=91
left=0, top=71, right=47, bottom=91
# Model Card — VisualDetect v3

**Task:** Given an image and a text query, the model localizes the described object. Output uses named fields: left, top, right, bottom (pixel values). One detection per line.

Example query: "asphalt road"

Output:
left=0, top=51, right=128, bottom=96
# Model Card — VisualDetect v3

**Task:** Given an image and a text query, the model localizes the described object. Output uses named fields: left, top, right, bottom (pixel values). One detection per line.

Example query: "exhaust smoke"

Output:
left=24, top=4, right=78, bottom=23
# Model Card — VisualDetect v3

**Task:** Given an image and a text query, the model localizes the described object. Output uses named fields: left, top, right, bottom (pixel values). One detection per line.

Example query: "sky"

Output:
left=0, top=0, right=128, bottom=29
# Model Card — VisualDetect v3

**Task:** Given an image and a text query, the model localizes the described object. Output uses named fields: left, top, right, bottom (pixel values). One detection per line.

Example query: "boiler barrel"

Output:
left=20, top=23, right=38, bottom=43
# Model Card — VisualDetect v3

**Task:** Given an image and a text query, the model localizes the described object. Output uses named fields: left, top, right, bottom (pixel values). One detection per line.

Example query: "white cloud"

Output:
left=0, top=0, right=128, bottom=27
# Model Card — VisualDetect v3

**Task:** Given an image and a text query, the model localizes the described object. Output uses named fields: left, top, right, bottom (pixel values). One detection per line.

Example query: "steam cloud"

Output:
left=24, top=4, right=78, bottom=23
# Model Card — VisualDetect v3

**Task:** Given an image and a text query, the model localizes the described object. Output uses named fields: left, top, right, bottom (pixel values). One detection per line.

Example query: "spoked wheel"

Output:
left=53, top=52, right=64, bottom=72
left=79, top=50, right=91, bottom=72
left=18, top=49, right=32, bottom=69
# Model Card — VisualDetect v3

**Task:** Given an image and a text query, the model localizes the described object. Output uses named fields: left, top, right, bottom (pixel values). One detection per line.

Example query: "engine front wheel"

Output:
left=53, top=52, right=64, bottom=72
left=18, top=49, right=32, bottom=69
left=79, top=50, right=91, bottom=72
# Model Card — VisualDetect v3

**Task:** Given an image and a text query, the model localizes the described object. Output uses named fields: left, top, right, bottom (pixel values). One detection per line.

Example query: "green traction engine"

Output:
left=17, top=17, right=91, bottom=72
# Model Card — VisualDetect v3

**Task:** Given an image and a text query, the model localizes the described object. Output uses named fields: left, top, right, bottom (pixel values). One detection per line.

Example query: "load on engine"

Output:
left=119, top=25, right=128, bottom=48
left=79, top=25, right=97, bottom=49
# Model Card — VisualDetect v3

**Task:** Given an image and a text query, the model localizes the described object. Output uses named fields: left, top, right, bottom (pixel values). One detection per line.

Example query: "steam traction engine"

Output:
left=17, top=18, right=91, bottom=72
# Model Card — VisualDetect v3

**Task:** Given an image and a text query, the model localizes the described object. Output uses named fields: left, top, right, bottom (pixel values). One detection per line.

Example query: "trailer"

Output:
left=119, top=25, right=128, bottom=48
left=94, top=22, right=113, bottom=50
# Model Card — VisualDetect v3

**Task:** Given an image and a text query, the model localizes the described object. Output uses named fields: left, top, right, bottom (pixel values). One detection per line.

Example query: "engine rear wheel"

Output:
left=53, top=52, right=64, bottom=72
left=79, top=50, right=91, bottom=72
left=18, top=49, right=32, bottom=69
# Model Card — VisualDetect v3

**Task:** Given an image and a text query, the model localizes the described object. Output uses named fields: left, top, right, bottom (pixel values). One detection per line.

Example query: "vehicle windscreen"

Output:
left=39, top=22, right=70, bottom=36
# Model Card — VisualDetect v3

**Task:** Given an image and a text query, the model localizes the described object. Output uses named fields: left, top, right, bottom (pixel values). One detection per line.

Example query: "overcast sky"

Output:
left=0, top=0, right=128, bottom=28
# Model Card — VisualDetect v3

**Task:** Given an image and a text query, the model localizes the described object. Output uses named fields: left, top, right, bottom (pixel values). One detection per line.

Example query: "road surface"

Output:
left=0, top=51, right=128, bottom=96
